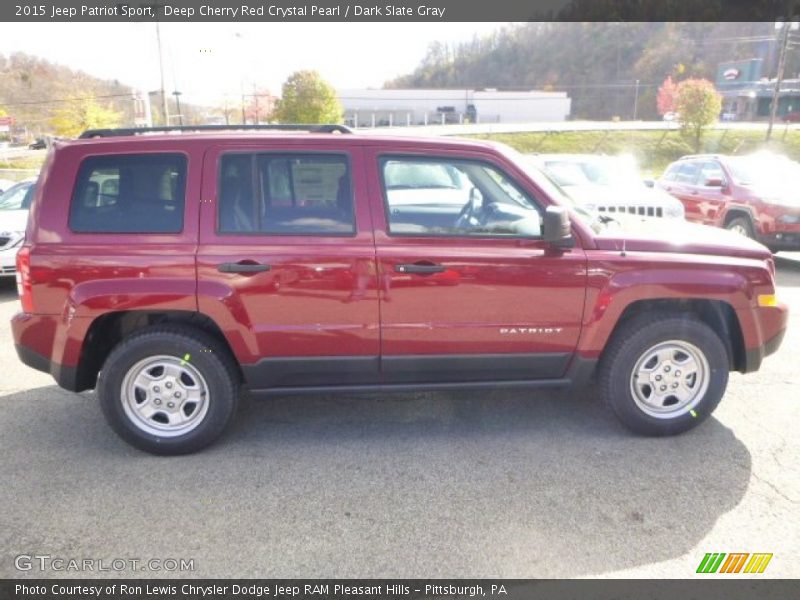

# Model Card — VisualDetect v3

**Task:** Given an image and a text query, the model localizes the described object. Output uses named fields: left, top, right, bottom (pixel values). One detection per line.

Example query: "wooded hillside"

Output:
left=387, top=23, right=792, bottom=120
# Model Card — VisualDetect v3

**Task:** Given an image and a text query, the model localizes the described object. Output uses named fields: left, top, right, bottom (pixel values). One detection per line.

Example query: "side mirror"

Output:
left=543, top=206, right=574, bottom=249
left=704, top=177, right=724, bottom=187
left=643, top=178, right=655, bottom=188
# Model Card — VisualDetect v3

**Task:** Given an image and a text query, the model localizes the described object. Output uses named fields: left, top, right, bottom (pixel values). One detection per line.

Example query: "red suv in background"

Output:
left=657, top=153, right=800, bottom=252
left=11, top=127, right=788, bottom=454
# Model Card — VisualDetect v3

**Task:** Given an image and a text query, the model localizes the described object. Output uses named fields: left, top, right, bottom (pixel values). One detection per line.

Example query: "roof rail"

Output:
left=78, top=124, right=353, bottom=138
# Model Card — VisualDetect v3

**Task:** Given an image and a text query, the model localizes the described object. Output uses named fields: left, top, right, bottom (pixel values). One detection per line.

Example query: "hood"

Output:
left=593, top=214, right=771, bottom=259
left=0, top=209, right=29, bottom=233
left=564, top=184, right=684, bottom=217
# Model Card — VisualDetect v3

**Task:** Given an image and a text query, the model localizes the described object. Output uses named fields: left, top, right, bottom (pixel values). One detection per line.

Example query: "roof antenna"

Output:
left=620, top=238, right=627, bottom=257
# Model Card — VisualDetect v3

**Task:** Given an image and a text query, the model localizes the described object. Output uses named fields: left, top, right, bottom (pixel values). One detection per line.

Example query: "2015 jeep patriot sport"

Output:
left=12, top=126, right=788, bottom=454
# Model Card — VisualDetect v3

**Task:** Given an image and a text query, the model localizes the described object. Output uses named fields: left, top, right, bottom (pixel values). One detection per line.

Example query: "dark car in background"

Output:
left=657, top=153, right=800, bottom=252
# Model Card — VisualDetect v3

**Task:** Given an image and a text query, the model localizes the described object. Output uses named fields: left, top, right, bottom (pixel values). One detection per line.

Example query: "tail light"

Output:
left=16, top=246, right=34, bottom=313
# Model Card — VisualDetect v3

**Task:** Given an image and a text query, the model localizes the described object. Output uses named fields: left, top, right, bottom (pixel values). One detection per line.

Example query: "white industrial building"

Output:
left=338, top=88, right=571, bottom=127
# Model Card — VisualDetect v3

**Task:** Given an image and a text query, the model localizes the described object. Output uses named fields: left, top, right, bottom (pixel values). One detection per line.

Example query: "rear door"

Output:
left=197, top=143, right=380, bottom=390
left=365, top=147, right=588, bottom=384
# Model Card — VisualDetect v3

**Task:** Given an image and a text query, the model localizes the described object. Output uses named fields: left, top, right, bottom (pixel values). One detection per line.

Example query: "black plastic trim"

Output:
left=241, top=356, right=381, bottom=388
left=743, top=328, right=787, bottom=373
left=15, top=344, right=80, bottom=392
left=381, top=352, right=570, bottom=383
left=248, top=379, right=571, bottom=397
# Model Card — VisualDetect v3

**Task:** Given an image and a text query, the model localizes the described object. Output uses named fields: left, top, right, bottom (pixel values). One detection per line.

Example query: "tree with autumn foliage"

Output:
left=274, top=70, right=342, bottom=125
left=657, top=75, right=678, bottom=116
left=50, top=96, right=122, bottom=137
left=674, top=78, right=722, bottom=152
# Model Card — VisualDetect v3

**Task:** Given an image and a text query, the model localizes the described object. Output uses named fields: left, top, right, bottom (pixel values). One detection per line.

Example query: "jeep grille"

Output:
left=598, top=205, right=664, bottom=218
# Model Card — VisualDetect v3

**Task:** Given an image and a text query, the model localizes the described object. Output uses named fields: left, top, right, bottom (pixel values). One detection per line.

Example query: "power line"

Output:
left=1, top=92, right=134, bottom=108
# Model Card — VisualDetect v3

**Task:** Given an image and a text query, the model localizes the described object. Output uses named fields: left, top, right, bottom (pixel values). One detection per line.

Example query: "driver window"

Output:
left=381, top=157, right=542, bottom=238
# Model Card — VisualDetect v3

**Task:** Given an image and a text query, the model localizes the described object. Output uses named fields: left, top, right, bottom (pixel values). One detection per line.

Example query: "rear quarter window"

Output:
left=69, top=153, right=187, bottom=233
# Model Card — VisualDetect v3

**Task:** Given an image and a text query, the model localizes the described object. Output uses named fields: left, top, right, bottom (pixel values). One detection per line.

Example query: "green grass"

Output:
left=468, top=127, right=800, bottom=177
left=0, top=155, right=45, bottom=182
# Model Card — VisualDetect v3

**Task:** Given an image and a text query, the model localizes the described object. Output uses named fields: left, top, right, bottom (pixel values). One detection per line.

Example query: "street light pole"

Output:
left=633, top=79, right=640, bottom=120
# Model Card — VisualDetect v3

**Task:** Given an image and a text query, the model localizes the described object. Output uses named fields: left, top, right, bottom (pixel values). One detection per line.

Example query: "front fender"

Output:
left=577, top=260, right=753, bottom=358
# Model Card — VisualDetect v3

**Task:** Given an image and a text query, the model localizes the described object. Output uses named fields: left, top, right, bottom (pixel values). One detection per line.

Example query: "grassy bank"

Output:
left=0, top=155, right=46, bottom=182
left=469, top=127, right=800, bottom=177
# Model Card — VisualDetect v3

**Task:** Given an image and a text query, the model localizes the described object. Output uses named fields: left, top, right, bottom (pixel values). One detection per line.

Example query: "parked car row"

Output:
left=525, top=150, right=800, bottom=254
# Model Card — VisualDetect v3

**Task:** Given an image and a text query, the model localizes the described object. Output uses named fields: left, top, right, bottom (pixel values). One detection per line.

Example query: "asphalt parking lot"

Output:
left=0, top=256, right=798, bottom=579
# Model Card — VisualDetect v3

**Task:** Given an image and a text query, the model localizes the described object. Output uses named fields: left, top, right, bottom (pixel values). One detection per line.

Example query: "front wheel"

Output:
left=598, top=313, right=729, bottom=436
left=98, top=325, right=239, bottom=454
left=725, top=216, right=755, bottom=239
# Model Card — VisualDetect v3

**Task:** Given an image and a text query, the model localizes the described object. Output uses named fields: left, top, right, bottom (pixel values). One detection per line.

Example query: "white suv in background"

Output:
left=0, top=179, right=35, bottom=277
left=528, top=154, right=685, bottom=219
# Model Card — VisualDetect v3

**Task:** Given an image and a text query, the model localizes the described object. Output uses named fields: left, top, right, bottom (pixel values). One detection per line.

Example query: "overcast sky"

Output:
left=0, top=22, right=506, bottom=105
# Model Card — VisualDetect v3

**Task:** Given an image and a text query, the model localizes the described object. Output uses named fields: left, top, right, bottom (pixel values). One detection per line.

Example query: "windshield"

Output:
left=384, top=162, right=461, bottom=189
left=500, top=146, right=604, bottom=232
left=0, top=182, right=34, bottom=211
left=727, top=155, right=800, bottom=188
left=543, top=157, right=644, bottom=189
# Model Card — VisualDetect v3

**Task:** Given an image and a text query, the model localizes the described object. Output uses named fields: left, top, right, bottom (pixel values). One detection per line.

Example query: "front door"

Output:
left=694, top=160, right=729, bottom=225
left=365, top=148, right=588, bottom=383
left=197, top=143, right=380, bottom=390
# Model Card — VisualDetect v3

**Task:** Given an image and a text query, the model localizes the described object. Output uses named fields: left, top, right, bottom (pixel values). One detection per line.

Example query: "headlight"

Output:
left=3, top=232, right=25, bottom=249
left=665, top=203, right=685, bottom=219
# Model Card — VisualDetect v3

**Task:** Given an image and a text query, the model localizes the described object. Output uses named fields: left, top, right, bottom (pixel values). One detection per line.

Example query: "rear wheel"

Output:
left=98, top=325, right=239, bottom=454
left=598, top=312, right=729, bottom=436
left=725, top=216, right=755, bottom=239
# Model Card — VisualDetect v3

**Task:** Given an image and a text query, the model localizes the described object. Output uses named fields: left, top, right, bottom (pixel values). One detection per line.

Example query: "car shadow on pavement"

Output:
left=775, top=255, right=800, bottom=287
left=0, top=278, right=17, bottom=300
left=0, top=384, right=751, bottom=578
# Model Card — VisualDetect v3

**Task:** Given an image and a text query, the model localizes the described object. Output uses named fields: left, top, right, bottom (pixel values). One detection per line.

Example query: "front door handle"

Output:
left=395, top=263, right=446, bottom=274
left=217, top=262, right=271, bottom=273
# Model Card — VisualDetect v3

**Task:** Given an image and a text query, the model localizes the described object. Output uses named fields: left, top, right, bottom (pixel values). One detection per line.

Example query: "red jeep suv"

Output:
left=657, top=153, right=800, bottom=252
left=12, top=126, right=788, bottom=454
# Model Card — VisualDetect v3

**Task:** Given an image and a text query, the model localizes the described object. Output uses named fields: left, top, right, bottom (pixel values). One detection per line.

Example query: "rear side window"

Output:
left=218, top=153, right=354, bottom=235
left=70, top=154, right=187, bottom=233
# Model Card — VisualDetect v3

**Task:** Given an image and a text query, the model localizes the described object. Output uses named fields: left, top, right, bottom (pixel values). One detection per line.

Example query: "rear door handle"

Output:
left=395, top=263, right=446, bottom=274
left=217, top=262, right=271, bottom=273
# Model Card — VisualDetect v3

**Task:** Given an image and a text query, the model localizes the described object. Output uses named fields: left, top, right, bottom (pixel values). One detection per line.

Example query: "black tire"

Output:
left=598, top=312, right=729, bottom=436
left=725, top=216, right=755, bottom=239
left=98, top=325, right=239, bottom=455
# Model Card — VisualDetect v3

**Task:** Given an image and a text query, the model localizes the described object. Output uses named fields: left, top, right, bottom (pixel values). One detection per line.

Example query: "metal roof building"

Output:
left=338, top=88, right=572, bottom=128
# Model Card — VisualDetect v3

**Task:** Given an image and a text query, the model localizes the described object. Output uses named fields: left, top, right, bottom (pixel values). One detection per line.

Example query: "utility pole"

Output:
left=155, top=22, right=169, bottom=126
left=253, top=83, right=260, bottom=124
left=173, top=91, right=183, bottom=126
left=632, top=79, right=640, bottom=120
left=767, top=19, right=795, bottom=142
